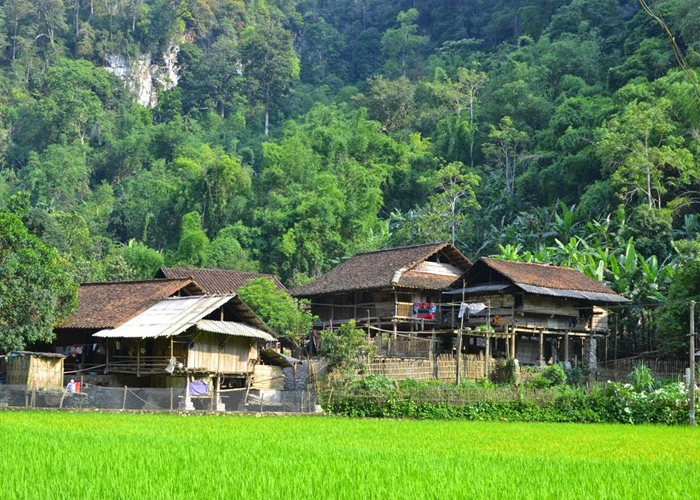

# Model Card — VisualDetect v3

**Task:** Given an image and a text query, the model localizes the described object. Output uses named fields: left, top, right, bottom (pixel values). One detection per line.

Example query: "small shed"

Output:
left=4, top=352, right=65, bottom=389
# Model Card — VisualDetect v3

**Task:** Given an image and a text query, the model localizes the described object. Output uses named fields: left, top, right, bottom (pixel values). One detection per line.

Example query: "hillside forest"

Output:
left=1, top=0, right=700, bottom=357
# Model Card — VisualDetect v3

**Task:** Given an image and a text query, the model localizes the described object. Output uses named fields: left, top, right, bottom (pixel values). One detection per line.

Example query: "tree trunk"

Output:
left=469, top=94, right=475, bottom=168
left=75, top=0, right=80, bottom=37
left=647, top=165, right=653, bottom=210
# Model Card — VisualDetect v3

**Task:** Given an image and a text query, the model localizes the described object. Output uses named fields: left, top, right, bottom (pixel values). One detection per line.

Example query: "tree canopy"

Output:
left=0, top=0, right=699, bottom=357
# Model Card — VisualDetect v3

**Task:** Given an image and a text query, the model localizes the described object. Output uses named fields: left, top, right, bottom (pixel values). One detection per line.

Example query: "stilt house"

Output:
left=445, top=258, right=629, bottom=367
left=52, top=278, right=276, bottom=409
left=291, top=242, right=472, bottom=356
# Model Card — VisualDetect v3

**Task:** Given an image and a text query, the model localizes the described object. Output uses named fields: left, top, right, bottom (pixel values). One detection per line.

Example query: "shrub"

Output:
left=322, top=376, right=689, bottom=425
left=542, top=364, right=567, bottom=386
left=529, top=376, right=552, bottom=389
left=503, top=359, right=519, bottom=385
left=566, top=367, right=586, bottom=386
left=629, top=364, right=656, bottom=393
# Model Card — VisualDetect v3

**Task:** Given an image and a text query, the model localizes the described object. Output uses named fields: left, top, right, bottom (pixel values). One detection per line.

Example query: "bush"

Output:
left=542, top=364, right=567, bottom=386
left=566, top=367, right=586, bottom=386
left=629, top=364, right=656, bottom=393
left=322, top=376, right=689, bottom=425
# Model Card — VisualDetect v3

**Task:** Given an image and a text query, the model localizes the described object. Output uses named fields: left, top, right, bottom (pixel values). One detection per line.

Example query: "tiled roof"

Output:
left=476, top=258, right=619, bottom=294
left=156, top=267, right=286, bottom=294
left=291, top=242, right=471, bottom=297
left=59, top=279, right=201, bottom=330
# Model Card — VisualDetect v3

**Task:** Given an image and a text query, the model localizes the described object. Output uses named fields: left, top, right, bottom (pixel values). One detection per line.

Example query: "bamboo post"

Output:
left=431, top=333, right=438, bottom=380
left=690, top=301, right=696, bottom=426
left=210, top=378, right=214, bottom=411
left=170, top=386, right=174, bottom=411
left=104, top=340, right=110, bottom=374
left=122, top=385, right=127, bottom=410
left=31, top=363, right=37, bottom=408
left=456, top=280, right=465, bottom=385
left=538, top=330, right=544, bottom=366
left=485, top=334, right=491, bottom=379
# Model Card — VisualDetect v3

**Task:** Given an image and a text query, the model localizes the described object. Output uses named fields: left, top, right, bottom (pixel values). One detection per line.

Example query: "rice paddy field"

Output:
left=0, top=412, right=698, bottom=499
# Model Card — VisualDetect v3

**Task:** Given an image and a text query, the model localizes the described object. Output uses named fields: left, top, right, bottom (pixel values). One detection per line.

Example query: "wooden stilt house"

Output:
left=50, top=279, right=276, bottom=410
left=291, top=242, right=472, bottom=358
left=444, top=258, right=630, bottom=368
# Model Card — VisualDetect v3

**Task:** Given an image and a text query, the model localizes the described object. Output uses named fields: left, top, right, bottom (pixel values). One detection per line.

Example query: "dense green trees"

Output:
left=0, top=204, right=77, bottom=351
left=0, top=0, right=699, bottom=356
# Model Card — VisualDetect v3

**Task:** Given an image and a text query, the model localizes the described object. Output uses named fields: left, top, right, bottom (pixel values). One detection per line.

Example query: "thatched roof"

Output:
left=455, top=258, right=629, bottom=304
left=156, top=267, right=286, bottom=293
left=59, top=279, right=204, bottom=330
left=291, top=242, right=471, bottom=297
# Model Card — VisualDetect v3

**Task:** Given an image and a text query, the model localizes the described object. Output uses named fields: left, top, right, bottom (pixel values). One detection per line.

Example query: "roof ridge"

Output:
left=164, top=266, right=264, bottom=273
left=353, top=241, right=448, bottom=257
left=80, top=278, right=193, bottom=286
left=482, top=257, right=584, bottom=271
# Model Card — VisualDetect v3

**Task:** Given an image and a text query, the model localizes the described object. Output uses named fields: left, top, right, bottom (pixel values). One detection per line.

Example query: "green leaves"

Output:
left=237, top=277, right=315, bottom=348
left=0, top=212, right=77, bottom=351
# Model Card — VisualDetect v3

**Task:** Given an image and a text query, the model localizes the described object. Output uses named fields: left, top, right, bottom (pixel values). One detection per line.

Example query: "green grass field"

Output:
left=0, top=412, right=698, bottom=499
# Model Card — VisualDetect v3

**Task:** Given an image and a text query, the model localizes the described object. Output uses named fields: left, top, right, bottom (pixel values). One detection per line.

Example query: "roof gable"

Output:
left=93, top=294, right=274, bottom=339
left=476, top=258, right=615, bottom=293
left=460, top=258, right=628, bottom=303
left=156, top=267, right=286, bottom=294
left=59, top=279, right=203, bottom=330
left=291, top=242, right=471, bottom=297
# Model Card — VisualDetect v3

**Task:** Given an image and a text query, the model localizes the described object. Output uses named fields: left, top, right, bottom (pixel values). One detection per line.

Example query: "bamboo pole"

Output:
left=456, top=280, right=465, bottom=385
left=690, top=301, right=696, bottom=426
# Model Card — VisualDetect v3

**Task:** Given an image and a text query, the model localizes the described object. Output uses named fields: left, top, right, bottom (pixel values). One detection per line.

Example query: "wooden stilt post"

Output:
left=485, top=334, right=491, bottom=379
left=456, top=280, right=465, bottom=385
left=511, top=329, right=517, bottom=360
left=105, top=340, right=110, bottom=374
left=690, top=301, right=696, bottom=426
left=564, top=332, right=570, bottom=366
left=538, top=330, right=544, bottom=366
left=137, top=339, right=141, bottom=378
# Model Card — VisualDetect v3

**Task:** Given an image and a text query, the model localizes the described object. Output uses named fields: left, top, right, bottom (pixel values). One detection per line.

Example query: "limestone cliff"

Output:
left=105, top=45, right=180, bottom=108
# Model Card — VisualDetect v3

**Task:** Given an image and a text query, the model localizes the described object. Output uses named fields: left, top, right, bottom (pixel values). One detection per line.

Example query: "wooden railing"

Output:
left=313, top=303, right=396, bottom=324
left=108, top=355, right=184, bottom=375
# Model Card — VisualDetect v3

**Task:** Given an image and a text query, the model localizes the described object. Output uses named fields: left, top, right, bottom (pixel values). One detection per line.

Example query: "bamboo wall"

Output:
left=252, top=365, right=285, bottom=390
left=7, top=355, right=64, bottom=389
left=359, top=355, right=500, bottom=382
left=186, top=332, right=255, bottom=373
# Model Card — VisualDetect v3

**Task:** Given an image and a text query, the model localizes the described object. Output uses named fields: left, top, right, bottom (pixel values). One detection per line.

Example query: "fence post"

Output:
left=690, top=301, right=696, bottom=426
left=122, top=385, right=128, bottom=411
left=170, top=387, right=174, bottom=411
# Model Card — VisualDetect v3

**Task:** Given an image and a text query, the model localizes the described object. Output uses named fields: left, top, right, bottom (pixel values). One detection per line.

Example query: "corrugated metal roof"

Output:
left=260, top=349, right=300, bottom=367
left=93, top=295, right=233, bottom=339
left=444, top=283, right=510, bottom=295
left=516, top=284, right=630, bottom=303
left=196, top=320, right=275, bottom=341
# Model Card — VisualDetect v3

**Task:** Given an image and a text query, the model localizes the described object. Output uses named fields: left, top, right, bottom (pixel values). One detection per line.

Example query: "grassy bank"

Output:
left=0, top=412, right=698, bottom=499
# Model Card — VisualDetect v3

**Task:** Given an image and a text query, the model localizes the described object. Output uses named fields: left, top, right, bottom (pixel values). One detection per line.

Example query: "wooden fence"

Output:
left=361, top=354, right=501, bottom=382
left=598, top=358, right=687, bottom=381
